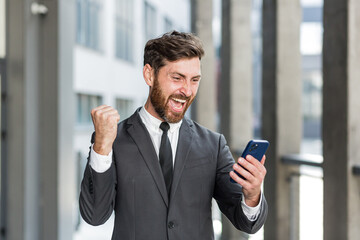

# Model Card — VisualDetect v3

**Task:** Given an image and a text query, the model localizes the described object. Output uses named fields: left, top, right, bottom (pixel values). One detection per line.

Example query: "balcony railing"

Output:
left=282, top=153, right=360, bottom=176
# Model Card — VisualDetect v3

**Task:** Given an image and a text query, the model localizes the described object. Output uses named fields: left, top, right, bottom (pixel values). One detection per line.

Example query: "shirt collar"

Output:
left=139, top=106, right=182, bottom=133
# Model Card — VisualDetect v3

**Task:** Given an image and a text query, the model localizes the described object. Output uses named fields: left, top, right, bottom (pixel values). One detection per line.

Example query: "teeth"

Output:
left=172, top=98, right=186, bottom=103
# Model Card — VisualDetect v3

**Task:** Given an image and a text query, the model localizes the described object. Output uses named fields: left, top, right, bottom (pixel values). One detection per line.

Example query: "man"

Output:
left=79, top=31, right=268, bottom=240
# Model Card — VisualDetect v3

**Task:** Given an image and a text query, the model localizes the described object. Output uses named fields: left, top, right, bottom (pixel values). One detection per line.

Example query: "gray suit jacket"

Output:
left=79, top=108, right=268, bottom=240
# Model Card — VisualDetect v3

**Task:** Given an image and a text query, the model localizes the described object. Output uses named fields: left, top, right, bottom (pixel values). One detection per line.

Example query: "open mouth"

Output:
left=169, top=97, right=187, bottom=112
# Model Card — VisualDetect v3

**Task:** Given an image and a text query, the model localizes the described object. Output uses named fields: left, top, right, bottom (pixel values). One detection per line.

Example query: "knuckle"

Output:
left=94, top=109, right=102, bottom=117
left=99, top=113, right=106, bottom=121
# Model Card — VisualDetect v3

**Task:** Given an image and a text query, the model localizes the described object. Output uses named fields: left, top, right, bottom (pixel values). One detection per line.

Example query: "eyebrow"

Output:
left=171, top=72, right=201, bottom=79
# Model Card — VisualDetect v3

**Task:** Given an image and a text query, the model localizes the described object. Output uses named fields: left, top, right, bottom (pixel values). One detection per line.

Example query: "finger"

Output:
left=245, top=155, right=266, bottom=173
left=99, top=108, right=119, bottom=118
left=245, top=154, right=262, bottom=165
left=233, top=162, right=254, bottom=181
left=242, top=156, right=267, bottom=181
left=91, top=105, right=110, bottom=114
left=261, top=155, right=266, bottom=165
left=105, top=110, right=120, bottom=123
left=92, top=109, right=120, bottom=128
left=229, top=171, right=249, bottom=187
left=93, top=107, right=118, bottom=120
left=238, top=157, right=258, bottom=178
left=91, top=105, right=110, bottom=120
left=94, top=106, right=116, bottom=115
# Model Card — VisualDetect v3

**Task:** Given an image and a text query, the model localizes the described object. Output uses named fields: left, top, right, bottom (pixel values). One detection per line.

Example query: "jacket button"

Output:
left=168, top=221, right=175, bottom=229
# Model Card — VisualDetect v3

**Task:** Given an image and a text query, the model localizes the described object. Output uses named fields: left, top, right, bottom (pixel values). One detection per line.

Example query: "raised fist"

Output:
left=91, top=105, right=120, bottom=155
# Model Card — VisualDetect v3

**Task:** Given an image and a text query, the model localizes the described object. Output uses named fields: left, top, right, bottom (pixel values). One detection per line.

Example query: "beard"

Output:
left=150, top=77, right=195, bottom=123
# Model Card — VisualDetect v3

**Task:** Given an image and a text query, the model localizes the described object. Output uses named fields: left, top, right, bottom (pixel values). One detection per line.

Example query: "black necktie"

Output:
left=159, top=122, right=173, bottom=196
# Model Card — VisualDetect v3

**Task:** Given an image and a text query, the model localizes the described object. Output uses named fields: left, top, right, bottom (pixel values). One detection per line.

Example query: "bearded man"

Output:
left=79, top=31, right=268, bottom=240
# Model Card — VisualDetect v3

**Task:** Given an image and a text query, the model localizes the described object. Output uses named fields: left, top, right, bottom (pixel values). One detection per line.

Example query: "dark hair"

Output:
left=143, top=31, right=205, bottom=76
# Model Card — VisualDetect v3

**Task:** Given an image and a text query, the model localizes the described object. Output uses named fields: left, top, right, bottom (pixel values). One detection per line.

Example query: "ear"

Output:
left=143, top=64, right=154, bottom=87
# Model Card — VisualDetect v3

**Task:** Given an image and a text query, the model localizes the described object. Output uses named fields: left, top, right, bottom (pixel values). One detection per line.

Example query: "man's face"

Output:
left=147, top=57, right=201, bottom=123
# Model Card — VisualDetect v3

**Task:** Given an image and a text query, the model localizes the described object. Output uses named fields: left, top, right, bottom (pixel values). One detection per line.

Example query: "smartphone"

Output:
left=230, top=140, right=269, bottom=183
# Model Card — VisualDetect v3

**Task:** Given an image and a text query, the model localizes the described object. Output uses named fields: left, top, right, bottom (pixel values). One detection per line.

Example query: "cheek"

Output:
left=192, top=84, right=199, bottom=96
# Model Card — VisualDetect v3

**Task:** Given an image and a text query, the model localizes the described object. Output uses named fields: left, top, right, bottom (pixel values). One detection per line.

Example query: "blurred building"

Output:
left=74, top=0, right=191, bottom=165
left=301, top=0, right=323, bottom=141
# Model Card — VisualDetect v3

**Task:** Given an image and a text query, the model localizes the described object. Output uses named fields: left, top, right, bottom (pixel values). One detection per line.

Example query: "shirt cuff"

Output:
left=241, top=192, right=263, bottom=221
left=89, top=144, right=113, bottom=173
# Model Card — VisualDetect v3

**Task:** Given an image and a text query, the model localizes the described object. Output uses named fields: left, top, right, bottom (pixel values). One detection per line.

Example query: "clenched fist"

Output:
left=91, top=105, right=120, bottom=155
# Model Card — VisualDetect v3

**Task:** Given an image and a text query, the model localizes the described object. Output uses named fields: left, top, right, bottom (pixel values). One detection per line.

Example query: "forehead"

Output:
left=162, top=57, right=201, bottom=76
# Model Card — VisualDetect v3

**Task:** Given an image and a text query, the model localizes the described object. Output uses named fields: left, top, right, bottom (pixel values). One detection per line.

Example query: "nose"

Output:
left=180, top=81, right=192, bottom=97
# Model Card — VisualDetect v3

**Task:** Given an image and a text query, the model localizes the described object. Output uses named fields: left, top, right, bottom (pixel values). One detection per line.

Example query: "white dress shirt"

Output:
left=89, top=106, right=262, bottom=221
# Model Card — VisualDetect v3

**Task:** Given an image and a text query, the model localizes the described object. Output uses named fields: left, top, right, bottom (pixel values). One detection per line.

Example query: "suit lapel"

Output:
left=170, top=118, right=194, bottom=200
left=126, top=109, right=169, bottom=207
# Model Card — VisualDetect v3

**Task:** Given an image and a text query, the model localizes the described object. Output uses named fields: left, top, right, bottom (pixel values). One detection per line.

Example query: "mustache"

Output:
left=169, top=94, right=191, bottom=101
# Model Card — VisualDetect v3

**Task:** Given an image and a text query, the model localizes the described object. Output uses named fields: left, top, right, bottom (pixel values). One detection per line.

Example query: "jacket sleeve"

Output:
left=213, top=134, right=268, bottom=234
left=79, top=132, right=117, bottom=226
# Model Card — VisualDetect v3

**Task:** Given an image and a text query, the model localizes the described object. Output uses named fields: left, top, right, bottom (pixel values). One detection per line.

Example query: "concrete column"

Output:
left=191, top=0, right=216, bottom=131
left=220, top=0, right=253, bottom=239
left=262, top=0, right=302, bottom=239
left=58, top=2, right=76, bottom=239
left=39, top=1, right=76, bottom=239
left=323, top=0, right=360, bottom=239
left=220, top=0, right=253, bottom=149
left=7, top=1, right=43, bottom=238
left=348, top=0, right=360, bottom=238
left=7, top=0, right=75, bottom=239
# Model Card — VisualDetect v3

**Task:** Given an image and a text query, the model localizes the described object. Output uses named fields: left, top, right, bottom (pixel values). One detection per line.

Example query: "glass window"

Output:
left=76, top=93, right=102, bottom=124
left=0, top=0, right=5, bottom=58
left=115, top=0, right=134, bottom=62
left=300, top=22, right=323, bottom=55
left=144, top=1, right=157, bottom=41
left=300, top=1, right=324, bottom=240
left=76, top=0, right=102, bottom=51
left=300, top=6, right=323, bottom=148
left=115, top=98, right=134, bottom=120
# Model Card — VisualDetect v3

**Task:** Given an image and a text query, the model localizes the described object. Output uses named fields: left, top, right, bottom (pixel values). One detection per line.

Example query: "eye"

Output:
left=172, top=75, right=182, bottom=81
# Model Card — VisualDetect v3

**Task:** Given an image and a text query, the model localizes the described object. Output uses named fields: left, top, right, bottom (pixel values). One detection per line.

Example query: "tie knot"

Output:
left=160, top=122, right=170, bottom=132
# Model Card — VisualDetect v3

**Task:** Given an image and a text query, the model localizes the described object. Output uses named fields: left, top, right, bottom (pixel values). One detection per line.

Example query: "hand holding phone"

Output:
left=230, top=140, right=269, bottom=183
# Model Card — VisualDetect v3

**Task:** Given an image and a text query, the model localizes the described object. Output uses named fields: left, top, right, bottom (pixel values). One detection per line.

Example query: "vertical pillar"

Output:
left=323, top=0, right=360, bottom=239
left=7, top=0, right=75, bottom=239
left=220, top=0, right=253, bottom=239
left=191, top=0, right=216, bottom=131
left=347, top=0, right=360, bottom=238
left=220, top=0, right=253, bottom=149
left=39, top=1, right=75, bottom=240
left=58, top=2, right=76, bottom=239
left=7, top=0, right=27, bottom=238
left=262, top=0, right=302, bottom=239
left=39, top=1, right=59, bottom=239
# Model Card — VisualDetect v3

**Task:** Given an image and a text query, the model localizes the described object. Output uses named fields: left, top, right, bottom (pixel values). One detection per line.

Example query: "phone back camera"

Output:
left=250, top=144, right=258, bottom=152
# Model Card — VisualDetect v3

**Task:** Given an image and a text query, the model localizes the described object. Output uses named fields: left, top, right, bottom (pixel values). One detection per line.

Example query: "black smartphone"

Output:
left=230, top=140, right=269, bottom=183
